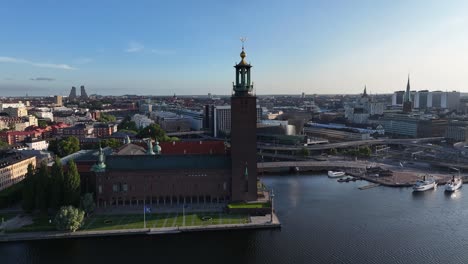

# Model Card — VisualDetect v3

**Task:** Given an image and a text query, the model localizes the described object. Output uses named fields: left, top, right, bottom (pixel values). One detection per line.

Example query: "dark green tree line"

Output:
left=21, top=159, right=81, bottom=213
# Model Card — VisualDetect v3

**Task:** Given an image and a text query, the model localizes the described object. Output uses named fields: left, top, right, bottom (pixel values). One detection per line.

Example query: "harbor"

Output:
left=3, top=174, right=468, bottom=264
left=258, top=159, right=466, bottom=188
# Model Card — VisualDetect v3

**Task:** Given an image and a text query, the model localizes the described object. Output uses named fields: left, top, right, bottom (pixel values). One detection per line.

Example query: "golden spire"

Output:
left=239, top=37, right=248, bottom=65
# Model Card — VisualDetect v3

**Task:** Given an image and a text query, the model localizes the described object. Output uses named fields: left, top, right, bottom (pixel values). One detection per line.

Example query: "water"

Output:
left=2, top=174, right=468, bottom=264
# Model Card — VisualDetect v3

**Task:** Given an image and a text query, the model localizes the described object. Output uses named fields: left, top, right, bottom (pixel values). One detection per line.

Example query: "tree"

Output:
left=98, top=113, right=116, bottom=123
left=58, top=136, right=80, bottom=157
left=34, top=163, right=50, bottom=213
left=138, top=124, right=170, bottom=142
left=169, top=137, right=180, bottom=142
left=80, top=193, right=95, bottom=216
left=48, top=138, right=59, bottom=154
left=0, top=141, right=9, bottom=149
left=118, top=116, right=138, bottom=132
left=329, top=148, right=337, bottom=155
left=38, top=120, right=48, bottom=128
left=297, top=147, right=310, bottom=157
left=21, top=163, right=36, bottom=212
left=54, top=206, right=84, bottom=232
left=101, top=138, right=122, bottom=149
left=48, top=137, right=80, bottom=157
left=63, top=160, right=81, bottom=206
left=49, top=157, right=64, bottom=210
left=359, top=146, right=372, bottom=157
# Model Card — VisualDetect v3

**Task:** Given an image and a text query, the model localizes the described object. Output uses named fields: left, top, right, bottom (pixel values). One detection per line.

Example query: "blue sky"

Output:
left=1, top=0, right=467, bottom=96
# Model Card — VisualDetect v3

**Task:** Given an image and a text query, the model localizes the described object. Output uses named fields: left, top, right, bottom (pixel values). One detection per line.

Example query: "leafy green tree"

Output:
left=59, top=136, right=80, bottom=157
left=35, top=163, right=50, bottom=213
left=48, top=139, right=59, bottom=154
left=101, top=138, right=122, bottom=149
left=80, top=193, right=95, bottom=216
left=54, top=206, right=85, bottom=232
left=297, top=147, right=310, bottom=157
left=21, top=163, right=36, bottom=212
left=0, top=141, right=9, bottom=149
left=138, top=124, right=170, bottom=142
left=169, top=137, right=180, bottom=142
left=63, top=160, right=81, bottom=206
left=49, top=157, right=64, bottom=210
left=118, top=116, right=138, bottom=132
left=38, top=120, right=48, bottom=128
left=98, top=113, right=116, bottom=123
left=359, top=146, right=372, bottom=157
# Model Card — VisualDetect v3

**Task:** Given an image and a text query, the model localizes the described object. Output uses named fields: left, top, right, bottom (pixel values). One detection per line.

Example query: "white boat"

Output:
left=412, top=175, right=437, bottom=192
left=328, top=171, right=346, bottom=178
left=445, top=175, right=462, bottom=192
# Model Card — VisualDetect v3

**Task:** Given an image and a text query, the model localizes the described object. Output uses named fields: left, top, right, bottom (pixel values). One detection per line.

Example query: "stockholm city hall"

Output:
left=231, top=44, right=258, bottom=201
left=92, top=45, right=259, bottom=207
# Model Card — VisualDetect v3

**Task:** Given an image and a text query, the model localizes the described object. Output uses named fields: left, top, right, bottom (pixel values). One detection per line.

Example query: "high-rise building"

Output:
left=54, top=95, right=63, bottom=106
left=208, top=105, right=262, bottom=137
left=80, top=85, right=89, bottom=100
left=230, top=44, right=258, bottom=201
left=392, top=91, right=405, bottom=105
left=411, top=90, right=460, bottom=111
left=69, top=86, right=77, bottom=101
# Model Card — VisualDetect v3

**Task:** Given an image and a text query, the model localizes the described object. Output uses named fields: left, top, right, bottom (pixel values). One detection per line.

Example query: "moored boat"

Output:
left=328, top=171, right=346, bottom=178
left=445, top=175, right=462, bottom=192
left=412, top=175, right=437, bottom=192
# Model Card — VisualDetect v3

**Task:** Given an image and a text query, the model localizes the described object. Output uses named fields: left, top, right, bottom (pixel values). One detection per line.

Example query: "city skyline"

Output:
left=1, top=0, right=468, bottom=96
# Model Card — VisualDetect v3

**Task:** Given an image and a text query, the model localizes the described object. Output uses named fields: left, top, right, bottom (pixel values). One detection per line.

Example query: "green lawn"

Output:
left=7, top=216, right=56, bottom=233
left=227, top=202, right=271, bottom=209
left=82, top=213, right=249, bottom=231
left=5, top=212, right=249, bottom=233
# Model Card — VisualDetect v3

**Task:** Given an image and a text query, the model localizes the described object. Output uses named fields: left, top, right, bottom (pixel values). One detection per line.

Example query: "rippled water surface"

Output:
left=2, top=174, right=468, bottom=264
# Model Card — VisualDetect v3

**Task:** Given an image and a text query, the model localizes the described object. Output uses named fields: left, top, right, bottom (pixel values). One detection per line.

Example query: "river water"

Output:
left=2, top=174, right=468, bottom=264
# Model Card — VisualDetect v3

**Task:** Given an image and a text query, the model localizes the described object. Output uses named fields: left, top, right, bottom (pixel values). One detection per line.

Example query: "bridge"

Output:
left=257, top=137, right=445, bottom=151
left=166, top=131, right=206, bottom=137
left=257, top=161, right=366, bottom=171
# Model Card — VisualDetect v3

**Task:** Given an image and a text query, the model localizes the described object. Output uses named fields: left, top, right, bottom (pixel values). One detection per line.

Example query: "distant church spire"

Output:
left=403, top=74, right=413, bottom=113
left=362, top=85, right=368, bottom=97
left=404, top=74, right=411, bottom=102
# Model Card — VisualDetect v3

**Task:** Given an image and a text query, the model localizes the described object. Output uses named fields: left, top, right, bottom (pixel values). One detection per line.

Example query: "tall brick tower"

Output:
left=230, top=42, right=258, bottom=201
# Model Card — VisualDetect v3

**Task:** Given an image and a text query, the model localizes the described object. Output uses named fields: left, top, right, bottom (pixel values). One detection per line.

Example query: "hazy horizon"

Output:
left=1, top=0, right=468, bottom=96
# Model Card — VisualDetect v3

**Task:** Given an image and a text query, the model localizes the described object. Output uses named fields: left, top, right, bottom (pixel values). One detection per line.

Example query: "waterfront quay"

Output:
left=259, top=159, right=465, bottom=187
left=0, top=212, right=280, bottom=242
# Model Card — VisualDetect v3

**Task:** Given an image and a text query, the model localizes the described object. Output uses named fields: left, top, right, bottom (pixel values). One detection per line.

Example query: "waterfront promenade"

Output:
left=0, top=213, right=280, bottom=242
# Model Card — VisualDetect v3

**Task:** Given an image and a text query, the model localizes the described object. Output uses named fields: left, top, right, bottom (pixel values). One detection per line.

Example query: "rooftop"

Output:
left=0, top=151, right=32, bottom=169
left=106, top=154, right=231, bottom=171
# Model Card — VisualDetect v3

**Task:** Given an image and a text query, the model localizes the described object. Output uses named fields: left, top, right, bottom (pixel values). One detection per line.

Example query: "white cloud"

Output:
left=125, top=41, right=144, bottom=53
left=30, top=77, right=55, bottom=81
left=0, top=56, right=76, bottom=70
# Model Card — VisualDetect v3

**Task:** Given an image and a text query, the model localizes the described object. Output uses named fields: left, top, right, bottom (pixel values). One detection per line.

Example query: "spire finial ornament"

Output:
left=240, top=37, right=247, bottom=50
left=238, top=37, right=248, bottom=65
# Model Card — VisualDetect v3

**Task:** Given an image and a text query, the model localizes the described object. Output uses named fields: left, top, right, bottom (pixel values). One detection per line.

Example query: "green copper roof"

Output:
left=106, top=155, right=231, bottom=171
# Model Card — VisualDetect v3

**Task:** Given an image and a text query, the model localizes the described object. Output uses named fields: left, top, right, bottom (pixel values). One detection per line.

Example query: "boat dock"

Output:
left=359, top=183, right=380, bottom=190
